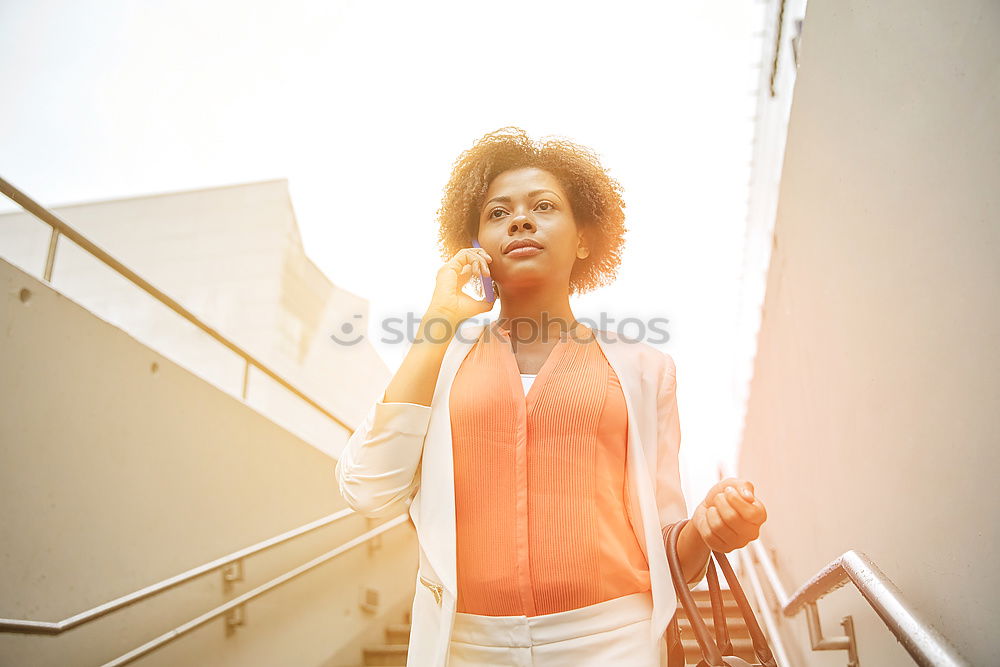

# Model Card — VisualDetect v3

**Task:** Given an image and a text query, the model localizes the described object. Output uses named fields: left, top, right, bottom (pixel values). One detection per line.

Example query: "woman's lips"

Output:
left=506, top=246, right=543, bottom=258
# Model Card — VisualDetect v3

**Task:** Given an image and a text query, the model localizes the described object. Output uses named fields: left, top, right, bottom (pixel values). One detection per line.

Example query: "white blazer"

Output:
left=335, top=320, right=704, bottom=666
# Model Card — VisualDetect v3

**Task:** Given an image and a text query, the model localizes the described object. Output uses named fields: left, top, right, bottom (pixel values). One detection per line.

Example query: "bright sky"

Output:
left=0, top=0, right=766, bottom=501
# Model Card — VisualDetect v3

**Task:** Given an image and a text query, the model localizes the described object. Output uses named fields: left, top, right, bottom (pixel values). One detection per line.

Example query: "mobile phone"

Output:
left=470, top=239, right=496, bottom=303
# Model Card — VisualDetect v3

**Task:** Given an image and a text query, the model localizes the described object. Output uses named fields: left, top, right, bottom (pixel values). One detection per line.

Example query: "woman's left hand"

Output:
left=690, top=478, right=767, bottom=553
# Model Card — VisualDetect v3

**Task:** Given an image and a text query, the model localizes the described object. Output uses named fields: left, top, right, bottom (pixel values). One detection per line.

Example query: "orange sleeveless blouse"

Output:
left=449, top=320, right=651, bottom=616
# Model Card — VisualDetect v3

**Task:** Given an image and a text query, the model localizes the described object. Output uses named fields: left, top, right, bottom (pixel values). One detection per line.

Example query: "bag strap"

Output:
left=664, top=519, right=779, bottom=667
left=711, top=540, right=778, bottom=667
left=706, top=553, right=734, bottom=656
left=664, top=520, right=728, bottom=666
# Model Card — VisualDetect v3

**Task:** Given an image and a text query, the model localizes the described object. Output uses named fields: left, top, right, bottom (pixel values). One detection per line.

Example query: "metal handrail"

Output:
left=748, top=540, right=970, bottom=666
left=715, top=461, right=967, bottom=665
left=101, top=514, right=409, bottom=667
left=736, top=547, right=792, bottom=667
left=0, top=175, right=352, bottom=433
left=0, top=508, right=363, bottom=634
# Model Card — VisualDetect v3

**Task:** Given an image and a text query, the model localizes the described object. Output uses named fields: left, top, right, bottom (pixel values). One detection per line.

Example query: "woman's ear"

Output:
left=576, top=233, right=591, bottom=259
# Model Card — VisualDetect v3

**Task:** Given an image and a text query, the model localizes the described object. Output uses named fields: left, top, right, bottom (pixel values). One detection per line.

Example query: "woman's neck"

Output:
left=497, top=287, right=577, bottom=338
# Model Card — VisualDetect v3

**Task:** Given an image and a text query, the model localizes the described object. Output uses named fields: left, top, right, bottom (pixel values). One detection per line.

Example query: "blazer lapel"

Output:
left=418, top=321, right=485, bottom=599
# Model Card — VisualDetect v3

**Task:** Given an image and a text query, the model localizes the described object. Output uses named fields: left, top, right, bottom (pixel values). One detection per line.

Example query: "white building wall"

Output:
left=0, top=258, right=416, bottom=666
left=734, top=0, right=809, bottom=460
left=739, top=1, right=998, bottom=664
left=0, top=179, right=389, bottom=457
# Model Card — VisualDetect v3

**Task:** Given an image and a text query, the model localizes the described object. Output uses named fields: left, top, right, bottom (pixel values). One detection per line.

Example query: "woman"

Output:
left=336, top=127, right=767, bottom=667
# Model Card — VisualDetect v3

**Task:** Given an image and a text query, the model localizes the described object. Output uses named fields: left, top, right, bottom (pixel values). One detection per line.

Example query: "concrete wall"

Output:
left=738, top=1, right=998, bottom=665
left=0, top=258, right=416, bottom=666
left=0, top=180, right=390, bottom=457
left=735, top=0, right=808, bottom=457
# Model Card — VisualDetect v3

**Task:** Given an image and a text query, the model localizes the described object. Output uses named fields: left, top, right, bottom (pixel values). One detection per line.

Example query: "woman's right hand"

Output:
left=427, top=247, right=495, bottom=325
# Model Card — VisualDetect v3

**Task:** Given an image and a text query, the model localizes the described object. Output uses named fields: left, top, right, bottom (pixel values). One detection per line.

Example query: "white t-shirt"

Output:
left=520, top=373, right=536, bottom=394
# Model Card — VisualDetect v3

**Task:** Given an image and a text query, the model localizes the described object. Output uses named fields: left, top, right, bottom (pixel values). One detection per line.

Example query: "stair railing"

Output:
left=0, top=507, right=409, bottom=665
left=719, top=462, right=969, bottom=666
left=0, top=508, right=387, bottom=635
left=734, top=546, right=793, bottom=667
left=100, top=514, right=409, bottom=667
left=0, top=175, right=353, bottom=433
left=1, top=175, right=413, bottom=662
left=755, top=543, right=969, bottom=667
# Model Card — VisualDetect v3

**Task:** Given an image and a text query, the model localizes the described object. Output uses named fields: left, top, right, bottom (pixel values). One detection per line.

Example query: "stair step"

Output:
left=386, top=623, right=411, bottom=644
left=685, top=591, right=741, bottom=603
left=363, top=643, right=407, bottom=666
left=691, top=589, right=736, bottom=599
left=677, top=617, right=751, bottom=638
left=679, top=603, right=744, bottom=619
left=683, top=637, right=761, bottom=663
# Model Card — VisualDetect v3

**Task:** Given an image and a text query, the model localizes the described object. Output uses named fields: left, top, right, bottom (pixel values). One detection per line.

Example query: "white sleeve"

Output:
left=334, top=392, right=433, bottom=518
left=655, top=352, right=687, bottom=530
left=654, top=353, right=710, bottom=590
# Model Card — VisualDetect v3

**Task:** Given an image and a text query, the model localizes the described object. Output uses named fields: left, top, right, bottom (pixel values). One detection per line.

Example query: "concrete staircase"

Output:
left=358, top=589, right=764, bottom=666
left=360, top=607, right=412, bottom=666
left=676, top=589, right=761, bottom=665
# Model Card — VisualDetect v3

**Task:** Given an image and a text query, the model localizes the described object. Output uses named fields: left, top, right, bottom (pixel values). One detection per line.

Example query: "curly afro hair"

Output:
left=435, top=126, right=628, bottom=296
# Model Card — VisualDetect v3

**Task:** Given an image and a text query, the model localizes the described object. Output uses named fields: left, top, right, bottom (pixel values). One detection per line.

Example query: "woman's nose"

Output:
left=509, top=215, right=535, bottom=231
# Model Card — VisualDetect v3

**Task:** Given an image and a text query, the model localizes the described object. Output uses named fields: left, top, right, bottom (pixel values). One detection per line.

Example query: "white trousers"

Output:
left=446, top=590, right=665, bottom=667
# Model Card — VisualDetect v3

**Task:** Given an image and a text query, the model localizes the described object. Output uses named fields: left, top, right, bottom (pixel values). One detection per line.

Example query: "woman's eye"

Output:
left=488, top=201, right=553, bottom=218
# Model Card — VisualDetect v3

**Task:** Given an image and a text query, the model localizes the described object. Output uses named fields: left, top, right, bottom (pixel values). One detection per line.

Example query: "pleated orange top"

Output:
left=450, top=319, right=651, bottom=617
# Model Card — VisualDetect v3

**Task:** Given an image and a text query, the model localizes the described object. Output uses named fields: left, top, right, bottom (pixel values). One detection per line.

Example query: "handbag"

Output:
left=663, top=519, right=778, bottom=667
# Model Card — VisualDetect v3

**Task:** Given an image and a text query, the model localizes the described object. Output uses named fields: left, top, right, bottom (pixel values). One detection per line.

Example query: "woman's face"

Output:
left=475, top=166, right=586, bottom=294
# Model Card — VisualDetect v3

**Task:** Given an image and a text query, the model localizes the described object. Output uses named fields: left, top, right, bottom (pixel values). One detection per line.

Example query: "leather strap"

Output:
left=663, top=519, right=778, bottom=667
